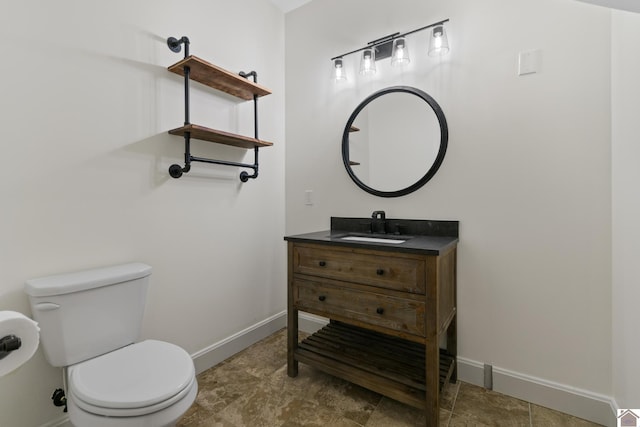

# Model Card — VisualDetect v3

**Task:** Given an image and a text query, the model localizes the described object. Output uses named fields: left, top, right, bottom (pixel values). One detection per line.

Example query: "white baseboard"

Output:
left=191, top=311, right=287, bottom=375
left=457, top=357, right=616, bottom=427
left=40, top=416, right=71, bottom=427
left=298, top=312, right=328, bottom=334
left=457, top=356, right=486, bottom=387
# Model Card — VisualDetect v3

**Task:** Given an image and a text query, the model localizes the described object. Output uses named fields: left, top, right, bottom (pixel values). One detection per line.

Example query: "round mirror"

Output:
left=342, top=86, right=448, bottom=198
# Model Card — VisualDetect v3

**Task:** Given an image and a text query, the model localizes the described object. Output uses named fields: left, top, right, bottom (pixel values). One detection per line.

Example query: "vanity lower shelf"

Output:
left=296, top=322, right=455, bottom=409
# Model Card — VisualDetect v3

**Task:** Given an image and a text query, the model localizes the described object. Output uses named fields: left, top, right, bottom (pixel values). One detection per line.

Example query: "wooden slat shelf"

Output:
left=168, top=55, right=272, bottom=100
left=168, top=124, right=273, bottom=149
left=296, top=322, right=455, bottom=410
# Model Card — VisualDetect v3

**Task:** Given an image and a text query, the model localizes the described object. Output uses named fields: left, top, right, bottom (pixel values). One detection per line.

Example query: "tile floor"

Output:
left=177, top=329, right=602, bottom=427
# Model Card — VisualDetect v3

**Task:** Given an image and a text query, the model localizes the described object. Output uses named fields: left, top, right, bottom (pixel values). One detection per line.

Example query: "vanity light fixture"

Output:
left=428, top=25, right=450, bottom=57
left=332, top=57, right=347, bottom=81
left=330, top=18, right=450, bottom=81
left=391, top=37, right=410, bottom=66
left=359, top=48, right=377, bottom=75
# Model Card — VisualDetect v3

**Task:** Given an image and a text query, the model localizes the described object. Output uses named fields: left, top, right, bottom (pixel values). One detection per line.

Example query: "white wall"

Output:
left=286, top=0, right=611, bottom=405
left=612, top=9, right=640, bottom=411
left=0, top=1, right=285, bottom=426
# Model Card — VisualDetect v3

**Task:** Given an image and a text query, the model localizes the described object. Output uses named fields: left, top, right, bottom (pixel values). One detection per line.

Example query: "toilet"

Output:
left=24, top=263, right=197, bottom=427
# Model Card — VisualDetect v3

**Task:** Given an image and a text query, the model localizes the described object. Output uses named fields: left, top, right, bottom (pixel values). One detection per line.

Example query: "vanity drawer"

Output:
left=292, top=244, right=426, bottom=294
left=294, top=278, right=426, bottom=337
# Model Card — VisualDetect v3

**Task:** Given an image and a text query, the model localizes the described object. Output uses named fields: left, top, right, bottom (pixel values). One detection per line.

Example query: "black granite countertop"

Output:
left=284, top=217, right=459, bottom=256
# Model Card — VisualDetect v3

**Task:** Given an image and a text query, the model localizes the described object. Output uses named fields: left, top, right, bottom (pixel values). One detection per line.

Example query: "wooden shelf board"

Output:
left=349, top=126, right=360, bottom=132
left=168, top=56, right=272, bottom=101
left=168, top=124, right=273, bottom=149
left=296, top=322, right=455, bottom=410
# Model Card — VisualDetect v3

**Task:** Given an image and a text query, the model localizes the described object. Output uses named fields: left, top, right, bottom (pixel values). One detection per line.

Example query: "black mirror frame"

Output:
left=342, top=86, right=449, bottom=198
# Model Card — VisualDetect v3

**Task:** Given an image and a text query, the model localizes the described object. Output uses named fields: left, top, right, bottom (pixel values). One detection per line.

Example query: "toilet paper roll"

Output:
left=0, top=311, right=39, bottom=377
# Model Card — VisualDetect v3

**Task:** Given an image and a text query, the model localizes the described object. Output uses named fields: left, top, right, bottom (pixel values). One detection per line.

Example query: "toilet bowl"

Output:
left=66, top=340, right=197, bottom=427
left=24, top=263, right=197, bottom=426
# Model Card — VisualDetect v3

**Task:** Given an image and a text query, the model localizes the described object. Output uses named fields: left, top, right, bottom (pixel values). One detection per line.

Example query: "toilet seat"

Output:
left=68, top=340, right=196, bottom=417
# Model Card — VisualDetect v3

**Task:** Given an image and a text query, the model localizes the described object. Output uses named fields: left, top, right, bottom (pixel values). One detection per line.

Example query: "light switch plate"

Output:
left=518, top=49, right=541, bottom=76
left=304, top=190, right=313, bottom=205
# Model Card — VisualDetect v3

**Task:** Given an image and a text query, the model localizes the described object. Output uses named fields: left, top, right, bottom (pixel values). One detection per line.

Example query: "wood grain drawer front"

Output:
left=294, top=279, right=426, bottom=337
left=293, top=244, right=426, bottom=294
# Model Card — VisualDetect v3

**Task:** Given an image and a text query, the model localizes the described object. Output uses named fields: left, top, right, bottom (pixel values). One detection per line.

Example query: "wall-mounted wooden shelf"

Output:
left=168, top=56, right=271, bottom=100
left=165, top=36, right=274, bottom=181
left=168, top=124, right=273, bottom=149
left=348, top=127, right=360, bottom=165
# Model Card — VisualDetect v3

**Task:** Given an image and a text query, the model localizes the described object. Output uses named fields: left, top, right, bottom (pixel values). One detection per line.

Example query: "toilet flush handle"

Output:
left=34, top=302, right=60, bottom=312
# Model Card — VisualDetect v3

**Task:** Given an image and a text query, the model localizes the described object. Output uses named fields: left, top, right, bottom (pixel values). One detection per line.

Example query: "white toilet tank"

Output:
left=25, top=263, right=152, bottom=367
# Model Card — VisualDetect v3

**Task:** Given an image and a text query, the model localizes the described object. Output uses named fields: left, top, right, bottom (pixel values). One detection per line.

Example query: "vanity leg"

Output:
left=425, top=255, right=440, bottom=426
left=287, top=307, right=298, bottom=377
left=448, top=248, right=458, bottom=383
left=425, top=339, right=440, bottom=427
left=448, top=315, right=457, bottom=383
left=287, top=242, right=298, bottom=378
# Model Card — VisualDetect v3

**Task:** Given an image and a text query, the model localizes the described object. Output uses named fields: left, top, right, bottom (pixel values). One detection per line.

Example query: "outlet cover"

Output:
left=518, top=49, right=541, bottom=76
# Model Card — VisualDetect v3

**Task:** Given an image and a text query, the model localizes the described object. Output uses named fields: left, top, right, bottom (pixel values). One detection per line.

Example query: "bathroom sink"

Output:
left=340, top=235, right=406, bottom=244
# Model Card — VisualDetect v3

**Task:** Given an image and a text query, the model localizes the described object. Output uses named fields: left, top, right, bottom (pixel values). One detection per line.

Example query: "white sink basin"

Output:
left=340, top=236, right=406, bottom=244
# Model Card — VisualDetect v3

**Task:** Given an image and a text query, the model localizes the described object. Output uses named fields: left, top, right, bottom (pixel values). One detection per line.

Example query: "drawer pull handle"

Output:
left=376, top=269, right=384, bottom=275
left=376, top=307, right=385, bottom=315
left=319, top=261, right=326, bottom=267
left=318, top=295, right=326, bottom=301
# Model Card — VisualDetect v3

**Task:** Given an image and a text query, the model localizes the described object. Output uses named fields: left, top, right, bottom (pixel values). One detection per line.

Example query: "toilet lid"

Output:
left=69, top=340, right=195, bottom=410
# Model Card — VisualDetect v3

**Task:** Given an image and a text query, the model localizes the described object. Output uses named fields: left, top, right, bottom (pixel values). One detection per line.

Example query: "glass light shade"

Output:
left=428, top=25, right=450, bottom=57
left=391, top=37, right=410, bottom=66
left=332, top=58, right=347, bottom=81
left=359, top=48, right=376, bottom=75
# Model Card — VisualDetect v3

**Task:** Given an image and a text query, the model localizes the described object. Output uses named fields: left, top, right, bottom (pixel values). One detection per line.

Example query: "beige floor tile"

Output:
left=530, top=404, right=603, bottom=426
left=216, top=383, right=305, bottom=427
left=451, top=382, right=530, bottom=426
left=193, top=359, right=264, bottom=414
left=178, top=412, right=237, bottom=427
left=177, top=400, right=238, bottom=427
left=441, top=381, right=460, bottom=412
left=282, top=399, right=366, bottom=427
left=176, top=402, right=212, bottom=427
left=268, top=362, right=381, bottom=425
left=365, top=396, right=451, bottom=427
left=222, top=329, right=288, bottom=379
left=308, top=375, right=380, bottom=425
left=269, top=363, right=343, bottom=402
left=449, top=413, right=493, bottom=427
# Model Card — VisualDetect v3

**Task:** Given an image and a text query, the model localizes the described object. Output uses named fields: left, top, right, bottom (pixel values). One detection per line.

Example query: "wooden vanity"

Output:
left=285, top=218, right=458, bottom=427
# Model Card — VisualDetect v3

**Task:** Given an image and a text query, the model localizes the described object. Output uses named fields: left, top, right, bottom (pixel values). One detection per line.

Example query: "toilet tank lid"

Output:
left=25, top=263, right=152, bottom=297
